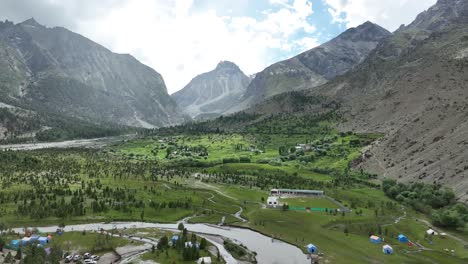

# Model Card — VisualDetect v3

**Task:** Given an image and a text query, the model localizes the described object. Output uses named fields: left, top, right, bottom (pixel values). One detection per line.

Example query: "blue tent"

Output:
left=38, top=237, right=49, bottom=245
left=306, top=244, right=318, bottom=254
left=171, top=235, right=179, bottom=244
left=382, top=245, right=393, bottom=254
left=10, top=240, right=20, bottom=248
left=398, top=234, right=408, bottom=242
left=30, top=235, right=40, bottom=242
left=369, top=235, right=382, bottom=244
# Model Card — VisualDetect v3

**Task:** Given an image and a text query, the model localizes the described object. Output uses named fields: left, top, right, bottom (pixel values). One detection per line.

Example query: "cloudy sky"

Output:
left=0, top=0, right=436, bottom=94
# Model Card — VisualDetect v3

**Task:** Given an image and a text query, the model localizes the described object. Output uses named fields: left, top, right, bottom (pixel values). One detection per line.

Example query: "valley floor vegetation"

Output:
left=0, top=113, right=467, bottom=263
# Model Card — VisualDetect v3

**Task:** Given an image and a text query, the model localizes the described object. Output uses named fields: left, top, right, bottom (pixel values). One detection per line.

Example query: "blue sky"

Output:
left=0, top=0, right=436, bottom=93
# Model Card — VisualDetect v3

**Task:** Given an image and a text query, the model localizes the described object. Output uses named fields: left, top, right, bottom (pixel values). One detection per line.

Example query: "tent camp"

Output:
left=398, top=234, right=408, bottom=242
left=307, top=244, right=318, bottom=254
left=382, top=245, right=393, bottom=254
left=370, top=235, right=382, bottom=244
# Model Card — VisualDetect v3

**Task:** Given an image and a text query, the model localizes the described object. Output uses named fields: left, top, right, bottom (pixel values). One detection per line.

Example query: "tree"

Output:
left=344, top=226, right=349, bottom=236
left=200, top=238, right=207, bottom=250
left=158, top=235, right=168, bottom=250
left=4, top=252, right=13, bottom=263
left=282, top=203, right=289, bottom=211
left=47, top=244, right=63, bottom=264
left=140, top=210, right=145, bottom=221
left=178, top=223, right=185, bottom=231
left=15, top=246, right=22, bottom=260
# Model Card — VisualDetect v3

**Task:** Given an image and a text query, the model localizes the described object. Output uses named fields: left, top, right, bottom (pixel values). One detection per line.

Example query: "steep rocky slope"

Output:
left=172, top=61, right=250, bottom=119
left=0, top=18, right=183, bottom=132
left=227, top=21, right=391, bottom=113
left=243, top=0, right=468, bottom=200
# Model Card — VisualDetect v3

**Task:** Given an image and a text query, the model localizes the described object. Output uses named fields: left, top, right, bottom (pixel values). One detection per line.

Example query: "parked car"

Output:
left=73, top=254, right=81, bottom=262
left=91, top=255, right=100, bottom=261
left=64, top=255, right=73, bottom=263
left=84, top=259, right=97, bottom=264
left=84, top=252, right=91, bottom=259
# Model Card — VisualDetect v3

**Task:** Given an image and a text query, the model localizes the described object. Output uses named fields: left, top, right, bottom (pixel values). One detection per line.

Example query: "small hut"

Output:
left=397, top=234, right=408, bottom=242
left=307, top=244, right=318, bottom=254
left=382, top=244, right=393, bottom=254
left=370, top=235, right=382, bottom=244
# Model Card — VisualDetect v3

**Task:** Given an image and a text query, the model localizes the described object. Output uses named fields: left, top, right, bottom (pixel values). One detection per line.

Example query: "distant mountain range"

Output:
left=0, top=18, right=183, bottom=140
left=176, top=21, right=391, bottom=118
left=225, top=21, right=391, bottom=113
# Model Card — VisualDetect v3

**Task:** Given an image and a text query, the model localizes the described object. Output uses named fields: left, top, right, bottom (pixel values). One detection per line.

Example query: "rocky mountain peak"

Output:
left=337, top=21, right=391, bottom=42
left=215, top=60, right=241, bottom=71
left=20, top=18, right=43, bottom=28
left=172, top=61, right=250, bottom=119
left=407, top=0, right=468, bottom=31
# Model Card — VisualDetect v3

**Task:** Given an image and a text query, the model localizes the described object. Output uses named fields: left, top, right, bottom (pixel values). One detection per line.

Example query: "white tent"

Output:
left=197, top=257, right=212, bottom=264
left=382, top=244, right=393, bottom=254
left=426, top=229, right=437, bottom=235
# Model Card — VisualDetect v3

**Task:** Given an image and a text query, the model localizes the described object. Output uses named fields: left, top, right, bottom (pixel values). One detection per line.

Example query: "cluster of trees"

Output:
left=157, top=225, right=208, bottom=261
left=0, top=150, right=197, bottom=221
left=382, top=179, right=467, bottom=228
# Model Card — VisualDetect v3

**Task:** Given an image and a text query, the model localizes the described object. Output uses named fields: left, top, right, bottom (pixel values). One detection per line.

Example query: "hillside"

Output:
left=227, top=21, right=391, bottom=113
left=237, top=0, right=468, bottom=201
left=172, top=61, right=250, bottom=119
left=0, top=18, right=184, bottom=141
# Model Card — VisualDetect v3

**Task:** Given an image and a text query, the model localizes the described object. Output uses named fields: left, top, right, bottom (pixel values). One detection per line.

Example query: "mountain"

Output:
left=172, top=61, right=250, bottom=119
left=227, top=21, right=391, bottom=113
left=239, top=0, right=468, bottom=201
left=0, top=18, right=183, bottom=139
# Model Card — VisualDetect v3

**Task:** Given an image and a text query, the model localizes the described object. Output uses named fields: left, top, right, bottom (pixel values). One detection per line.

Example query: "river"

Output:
left=0, top=136, right=130, bottom=151
left=13, top=222, right=309, bottom=264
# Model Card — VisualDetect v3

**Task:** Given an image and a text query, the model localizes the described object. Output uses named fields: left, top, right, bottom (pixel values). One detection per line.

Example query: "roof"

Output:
left=370, top=235, right=381, bottom=240
left=274, top=189, right=324, bottom=194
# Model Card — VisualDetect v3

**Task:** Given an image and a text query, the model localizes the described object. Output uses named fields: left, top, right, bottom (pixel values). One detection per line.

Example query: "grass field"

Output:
left=0, top=131, right=466, bottom=264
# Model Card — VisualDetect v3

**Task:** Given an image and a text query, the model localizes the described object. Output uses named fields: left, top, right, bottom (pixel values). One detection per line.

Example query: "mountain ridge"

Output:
left=0, top=18, right=184, bottom=139
left=226, top=21, right=391, bottom=113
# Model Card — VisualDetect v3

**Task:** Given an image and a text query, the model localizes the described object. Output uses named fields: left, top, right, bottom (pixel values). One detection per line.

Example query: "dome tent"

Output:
left=397, top=234, right=408, bottom=242
left=382, top=244, right=393, bottom=254
left=369, top=235, right=382, bottom=244
left=307, top=244, right=318, bottom=254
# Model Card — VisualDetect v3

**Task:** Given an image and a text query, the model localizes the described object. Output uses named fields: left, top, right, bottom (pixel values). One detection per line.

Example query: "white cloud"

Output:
left=325, top=0, right=437, bottom=31
left=75, top=0, right=318, bottom=93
